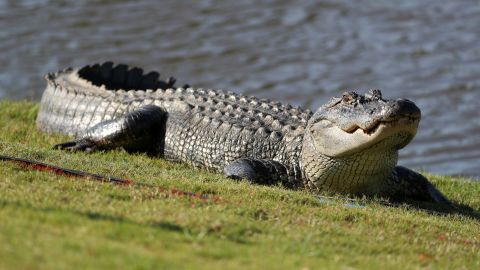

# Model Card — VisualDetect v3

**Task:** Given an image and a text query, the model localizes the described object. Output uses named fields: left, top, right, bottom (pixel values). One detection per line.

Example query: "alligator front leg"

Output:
left=224, top=158, right=302, bottom=188
left=54, top=105, right=167, bottom=155
left=384, top=166, right=451, bottom=204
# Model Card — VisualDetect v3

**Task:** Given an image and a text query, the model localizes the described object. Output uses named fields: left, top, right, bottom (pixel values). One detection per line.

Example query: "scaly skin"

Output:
left=37, top=62, right=450, bottom=203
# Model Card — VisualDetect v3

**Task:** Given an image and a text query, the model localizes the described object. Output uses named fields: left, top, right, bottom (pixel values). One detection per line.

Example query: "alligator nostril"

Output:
left=390, top=99, right=421, bottom=118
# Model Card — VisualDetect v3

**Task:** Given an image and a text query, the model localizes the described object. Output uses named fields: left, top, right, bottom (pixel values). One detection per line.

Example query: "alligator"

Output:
left=37, top=62, right=450, bottom=203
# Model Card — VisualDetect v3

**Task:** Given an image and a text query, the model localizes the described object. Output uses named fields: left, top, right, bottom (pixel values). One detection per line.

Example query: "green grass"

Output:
left=0, top=100, right=479, bottom=270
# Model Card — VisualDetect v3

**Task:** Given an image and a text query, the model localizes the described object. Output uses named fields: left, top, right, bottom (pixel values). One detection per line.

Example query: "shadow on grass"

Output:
left=368, top=196, right=480, bottom=220
left=402, top=200, right=480, bottom=221
left=0, top=199, right=184, bottom=233
left=0, top=198, right=255, bottom=245
left=316, top=195, right=480, bottom=221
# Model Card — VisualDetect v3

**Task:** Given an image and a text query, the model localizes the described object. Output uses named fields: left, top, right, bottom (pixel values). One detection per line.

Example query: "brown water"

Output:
left=1, top=0, right=479, bottom=179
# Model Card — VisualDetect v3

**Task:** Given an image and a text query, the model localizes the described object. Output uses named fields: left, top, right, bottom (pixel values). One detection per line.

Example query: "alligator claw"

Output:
left=427, top=184, right=452, bottom=205
left=53, top=139, right=97, bottom=153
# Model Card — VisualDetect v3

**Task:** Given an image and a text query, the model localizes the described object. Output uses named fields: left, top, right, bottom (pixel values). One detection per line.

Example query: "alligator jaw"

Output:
left=307, top=114, right=419, bottom=158
left=346, top=115, right=420, bottom=135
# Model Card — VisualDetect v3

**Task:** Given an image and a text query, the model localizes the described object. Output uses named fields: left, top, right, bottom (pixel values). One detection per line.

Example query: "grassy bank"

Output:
left=0, top=100, right=479, bottom=269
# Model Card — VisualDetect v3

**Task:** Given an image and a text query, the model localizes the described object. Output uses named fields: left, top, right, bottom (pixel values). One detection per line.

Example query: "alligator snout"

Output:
left=386, top=99, right=421, bottom=120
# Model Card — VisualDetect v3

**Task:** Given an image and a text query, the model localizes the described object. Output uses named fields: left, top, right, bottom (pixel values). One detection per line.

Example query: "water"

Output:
left=1, top=0, right=479, bottom=178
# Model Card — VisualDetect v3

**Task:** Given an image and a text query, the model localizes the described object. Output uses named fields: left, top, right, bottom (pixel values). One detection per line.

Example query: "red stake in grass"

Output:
left=0, top=155, right=221, bottom=202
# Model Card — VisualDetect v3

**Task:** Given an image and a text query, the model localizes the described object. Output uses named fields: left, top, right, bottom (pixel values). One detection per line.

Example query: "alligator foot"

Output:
left=386, top=166, right=452, bottom=204
left=53, top=105, right=167, bottom=155
left=224, top=158, right=300, bottom=188
left=53, top=139, right=98, bottom=153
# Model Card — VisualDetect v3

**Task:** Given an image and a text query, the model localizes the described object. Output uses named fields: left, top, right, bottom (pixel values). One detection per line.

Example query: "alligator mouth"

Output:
left=345, top=115, right=420, bottom=135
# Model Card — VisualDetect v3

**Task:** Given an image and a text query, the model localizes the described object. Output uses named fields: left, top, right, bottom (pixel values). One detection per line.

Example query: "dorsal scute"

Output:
left=53, top=62, right=312, bottom=133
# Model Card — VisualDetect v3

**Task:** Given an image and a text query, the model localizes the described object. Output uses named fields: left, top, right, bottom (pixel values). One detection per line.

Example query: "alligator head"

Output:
left=301, top=89, right=421, bottom=194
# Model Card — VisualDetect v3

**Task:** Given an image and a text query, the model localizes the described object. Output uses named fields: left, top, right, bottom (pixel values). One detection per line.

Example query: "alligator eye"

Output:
left=342, top=93, right=351, bottom=103
left=342, top=91, right=358, bottom=104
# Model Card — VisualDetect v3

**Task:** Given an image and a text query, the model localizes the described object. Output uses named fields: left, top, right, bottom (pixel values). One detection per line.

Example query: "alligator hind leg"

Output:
left=54, top=105, right=167, bottom=155
left=384, top=166, right=451, bottom=204
left=224, top=158, right=302, bottom=188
